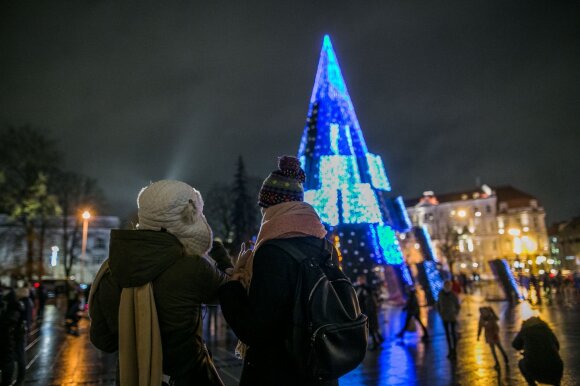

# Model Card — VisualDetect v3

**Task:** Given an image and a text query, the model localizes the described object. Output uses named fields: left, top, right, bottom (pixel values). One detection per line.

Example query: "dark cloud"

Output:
left=1, top=1, right=579, bottom=222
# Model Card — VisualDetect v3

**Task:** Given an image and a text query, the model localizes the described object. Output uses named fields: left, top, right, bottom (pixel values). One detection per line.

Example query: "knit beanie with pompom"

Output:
left=137, top=180, right=213, bottom=257
left=258, top=156, right=306, bottom=208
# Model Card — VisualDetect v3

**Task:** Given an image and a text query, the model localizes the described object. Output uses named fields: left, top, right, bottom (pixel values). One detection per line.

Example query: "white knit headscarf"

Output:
left=137, top=180, right=213, bottom=257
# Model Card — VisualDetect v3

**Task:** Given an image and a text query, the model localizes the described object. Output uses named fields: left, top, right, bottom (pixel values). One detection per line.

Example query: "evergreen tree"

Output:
left=231, top=156, right=258, bottom=253
left=205, top=182, right=234, bottom=242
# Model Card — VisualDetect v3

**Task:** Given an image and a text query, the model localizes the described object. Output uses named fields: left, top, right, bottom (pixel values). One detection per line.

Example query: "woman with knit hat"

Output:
left=89, top=180, right=232, bottom=386
left=218, top=156, right=337, bottom=386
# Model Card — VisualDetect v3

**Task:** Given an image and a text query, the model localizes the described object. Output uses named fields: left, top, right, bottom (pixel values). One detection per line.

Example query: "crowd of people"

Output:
left=0, top=280, right=86, bottom=385
left=518, top=271, right=579, bottom=306
left=352, top=275, right=565, bottom=385
left=0, top=283, right=35, bottom=386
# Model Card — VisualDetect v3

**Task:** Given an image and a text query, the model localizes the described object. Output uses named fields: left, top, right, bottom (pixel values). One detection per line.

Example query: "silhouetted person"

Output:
left=354, top=275, right=384, bottom=350
left=36, top=283, right=47, bottom=319
left=14, top=287, right=32, bottom=384
left=396, top=287, right=429, bottom=341
left=65, top=293, right=81, bottom=336
left=1, top=288, right=25, bottom=386
left=437, top=280, right=460, bottom=359
left=477, top=307, right=508, bottom=370
left=512, top=316, right=563, bottom=386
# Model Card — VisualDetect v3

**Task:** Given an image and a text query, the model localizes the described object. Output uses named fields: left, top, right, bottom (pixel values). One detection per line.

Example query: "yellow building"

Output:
left=405, top=185, right=549, bottom=275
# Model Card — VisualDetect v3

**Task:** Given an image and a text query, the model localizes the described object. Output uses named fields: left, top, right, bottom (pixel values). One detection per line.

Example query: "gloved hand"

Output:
left=209, top=239, right=234, bottom=272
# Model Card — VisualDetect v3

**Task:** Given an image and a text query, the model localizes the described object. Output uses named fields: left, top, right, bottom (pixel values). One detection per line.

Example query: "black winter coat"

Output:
left=218, top=236, right=338, bottom=386
left=89, top=230, right=231, bottom=378
left=0, top=291, right=24, bottom=362
left=512, top=317, right=563, bottom=379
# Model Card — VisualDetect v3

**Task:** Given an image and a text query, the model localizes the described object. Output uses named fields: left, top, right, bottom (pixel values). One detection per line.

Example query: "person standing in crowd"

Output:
left=542, top=274, right=552, bottom=301
left=65, top=292, right=81, bottom=336
left=451, top=276, right=462, bottom=295
left=354, top=275, right=384, bottom=350
left=477, top=307, right=509, bottom=370
left=459, top=273, right=469, bottom=294
left=36, top=282, right=47, bottom=319
left=1, top=288, right=22, bottom=386
left=437, top=280, right=461, bottom=359
left=1, top=288, right=26, bottom=386
left=14, top=286, right=33, bottom=384
left=218, top=156, right=335, bottom=386
left=530, top=274, right=542, bottom=305
left=16, top=285, right=33, bottom=331
left=396, top=286, right=429, bottom=341
left=90, top=180, right=233, bottom=386
left=512, top=316, right=563, bottom=386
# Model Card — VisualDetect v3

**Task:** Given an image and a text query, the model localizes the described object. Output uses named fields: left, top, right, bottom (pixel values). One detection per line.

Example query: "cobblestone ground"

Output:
left=9, top=284, right=580, bottom=385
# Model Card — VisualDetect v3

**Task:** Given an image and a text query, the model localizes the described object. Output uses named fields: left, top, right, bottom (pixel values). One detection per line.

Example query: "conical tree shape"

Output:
left=298, top=35, right=409, bottom=282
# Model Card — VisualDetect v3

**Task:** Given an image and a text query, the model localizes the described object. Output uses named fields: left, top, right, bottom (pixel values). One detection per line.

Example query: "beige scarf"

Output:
left=89, top=261, right=163, bottom=386
left=234, top=201, right=327, bottom=357
left=118, top=284, right=163, bottom=386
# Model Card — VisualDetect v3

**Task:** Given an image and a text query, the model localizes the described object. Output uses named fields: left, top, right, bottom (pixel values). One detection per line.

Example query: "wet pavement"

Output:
left=10, top=284, right=580, bottom=385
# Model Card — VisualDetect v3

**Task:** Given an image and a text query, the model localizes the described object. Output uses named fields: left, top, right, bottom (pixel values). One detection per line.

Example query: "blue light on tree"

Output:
left=298, top=35, right=404, bottom=279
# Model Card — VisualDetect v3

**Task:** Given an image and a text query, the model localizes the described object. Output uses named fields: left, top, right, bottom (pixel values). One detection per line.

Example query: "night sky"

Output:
left=1, top=1, right=579, bottom=223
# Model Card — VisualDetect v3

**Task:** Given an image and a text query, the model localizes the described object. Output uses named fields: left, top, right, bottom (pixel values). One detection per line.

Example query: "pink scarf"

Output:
left=236, top=201, right=327, bottom=288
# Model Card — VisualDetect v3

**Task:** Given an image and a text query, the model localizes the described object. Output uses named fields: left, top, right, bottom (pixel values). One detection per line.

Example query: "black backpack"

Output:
left=269, top=238, right=368, bottom=381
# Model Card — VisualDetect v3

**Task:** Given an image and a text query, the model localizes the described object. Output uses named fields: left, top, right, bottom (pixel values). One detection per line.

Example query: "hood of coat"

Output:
left=521, top=316, right=550, bottom=332
left=108, top=229, right=184, bottom=288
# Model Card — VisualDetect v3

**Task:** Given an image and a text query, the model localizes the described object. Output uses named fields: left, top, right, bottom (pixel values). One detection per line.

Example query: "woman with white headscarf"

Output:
left=89, top=180, right=232, bottom=386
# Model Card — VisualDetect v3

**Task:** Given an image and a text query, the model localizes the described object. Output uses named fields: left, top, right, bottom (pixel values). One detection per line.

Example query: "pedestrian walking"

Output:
left=477, top=306, right=508, bottom=370
left=354, top=275, right=384, bottom=350
left=395, top=286, right=429, bottom=341
left=218, top=156, right=362, bottom=386
left=512, top=316, right=563, bottom=386
left=89, top=180, right=233, bottom=386
left=437, top=280, right=461, bottom=359
left=1, top=288, right=27, bottom=386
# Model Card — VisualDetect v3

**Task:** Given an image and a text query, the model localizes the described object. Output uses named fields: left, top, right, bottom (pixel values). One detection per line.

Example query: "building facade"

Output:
left=405, top=185, right=549, bottom=275
left=0, top=214, right=120, bottom=285
left=549, top=217, right=580, bottom=271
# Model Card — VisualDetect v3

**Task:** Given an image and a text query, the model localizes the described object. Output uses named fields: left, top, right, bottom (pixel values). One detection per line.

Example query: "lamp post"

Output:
left=81, top=210, right=91, bottom=283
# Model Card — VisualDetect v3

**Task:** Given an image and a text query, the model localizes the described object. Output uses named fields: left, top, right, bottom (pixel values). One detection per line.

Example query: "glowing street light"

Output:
left=81, top=210, right=91, bottom=283
left=457, top=210, right=467, bottom=218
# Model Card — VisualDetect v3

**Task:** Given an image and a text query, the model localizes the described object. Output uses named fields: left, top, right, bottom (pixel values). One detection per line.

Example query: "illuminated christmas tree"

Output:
left=298, top=35, right=414, bottom=290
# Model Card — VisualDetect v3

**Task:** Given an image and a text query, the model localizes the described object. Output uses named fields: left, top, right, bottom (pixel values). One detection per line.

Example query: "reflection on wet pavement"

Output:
left=18, top=286, right=580, bottom=385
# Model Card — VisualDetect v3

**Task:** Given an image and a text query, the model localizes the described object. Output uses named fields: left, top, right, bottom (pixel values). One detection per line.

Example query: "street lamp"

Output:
left=81, top=210, right=91, bottom=283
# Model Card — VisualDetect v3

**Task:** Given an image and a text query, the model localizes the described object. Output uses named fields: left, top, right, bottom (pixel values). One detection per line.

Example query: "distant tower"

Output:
left=298, top=35, right=413, bottom=290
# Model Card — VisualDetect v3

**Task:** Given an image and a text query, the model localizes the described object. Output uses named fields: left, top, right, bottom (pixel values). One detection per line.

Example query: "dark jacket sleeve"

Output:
left=209, top=240, right=234, bottom=272
left=218, top=244, right=296, bottom=347
left=194, top=256, right=230, bottom=305
left=89, top=272, right=121, bottom=353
